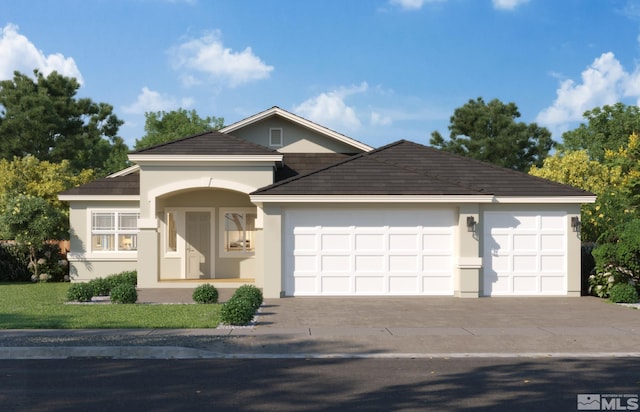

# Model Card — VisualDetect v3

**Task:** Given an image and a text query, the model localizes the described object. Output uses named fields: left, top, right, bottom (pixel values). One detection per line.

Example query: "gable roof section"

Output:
left=251, top=140, right=596, bottom=202
left=129, top=130, right=281, bottom=157
left=221, top=106, right=374, bottom=153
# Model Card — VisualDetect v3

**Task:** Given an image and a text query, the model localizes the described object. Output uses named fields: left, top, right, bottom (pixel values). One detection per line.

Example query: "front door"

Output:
left=185, top=212, right=211, bottom=279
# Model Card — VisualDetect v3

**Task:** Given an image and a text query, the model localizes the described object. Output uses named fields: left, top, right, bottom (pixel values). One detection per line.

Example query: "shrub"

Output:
left=110, top=283, right=137, bottom=304
left=0, top=243, right=30, bottom=281
left=106, top=270, right=137, bottom=289
left=588, top=267, right=632, bottom=298
left=88, top=277, right=111, bottom=296
left=192, top=284, right=219, bottom=304
left=67, top=283, right=94, bottom=302
left=609, top=283, right=639, bottom=304
left=233, top=285, right=263, bottom=311
left=220, top=297, right=256, bottom=325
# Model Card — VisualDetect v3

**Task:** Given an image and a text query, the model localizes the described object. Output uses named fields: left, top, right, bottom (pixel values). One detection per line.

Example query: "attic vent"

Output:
left=269, top=128, right=283, bottom=147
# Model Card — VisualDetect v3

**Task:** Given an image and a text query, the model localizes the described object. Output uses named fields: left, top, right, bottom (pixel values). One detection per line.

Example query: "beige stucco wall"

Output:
left=67, top=200, right=139, bottom=282
left=136, top=164, right=272, bottom=288
left=229, top=117, right=362, bottom=154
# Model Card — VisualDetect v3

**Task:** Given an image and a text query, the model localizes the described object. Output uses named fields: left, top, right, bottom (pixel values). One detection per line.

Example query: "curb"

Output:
left=3, top=347, right=640, bottom=360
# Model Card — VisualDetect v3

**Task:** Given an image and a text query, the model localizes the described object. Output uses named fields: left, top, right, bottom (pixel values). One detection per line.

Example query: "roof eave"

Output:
left=58, top=195, right=140, bottom=202
left=250, top=194, right=496, bottom=203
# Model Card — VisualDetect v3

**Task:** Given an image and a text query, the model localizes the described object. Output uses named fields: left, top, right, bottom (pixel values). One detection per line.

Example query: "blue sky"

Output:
left=1, top=0, right=640, bottom=148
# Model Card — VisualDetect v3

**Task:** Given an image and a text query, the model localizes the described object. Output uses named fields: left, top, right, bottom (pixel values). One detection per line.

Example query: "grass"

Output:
left=0, top=283, right=221, bottom=329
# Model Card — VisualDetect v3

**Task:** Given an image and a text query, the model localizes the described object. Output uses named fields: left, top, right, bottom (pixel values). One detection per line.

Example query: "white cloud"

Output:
left=294, top=83, right=369, bottom=132
left=169, top=30, right=273, bottom=88
left=492, top=0, right=529, bottom=10
left=371, top=111, right=393, bottom=126
left=389, top=0, right=446, bottom=10
left=536, top=52, right=637, bottom=129
left=122, top=87, right=194, bottom=114
left=0, top=23, right=83, bottom=84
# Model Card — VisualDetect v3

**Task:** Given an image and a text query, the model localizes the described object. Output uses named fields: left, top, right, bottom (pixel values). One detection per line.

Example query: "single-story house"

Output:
left=59, top=106, right=596, bottom=298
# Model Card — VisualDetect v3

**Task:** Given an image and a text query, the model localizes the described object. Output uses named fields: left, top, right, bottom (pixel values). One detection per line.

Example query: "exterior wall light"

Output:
left=571, top=216, right=581, bottom=232
left=466, top=216, right=477, bottom=232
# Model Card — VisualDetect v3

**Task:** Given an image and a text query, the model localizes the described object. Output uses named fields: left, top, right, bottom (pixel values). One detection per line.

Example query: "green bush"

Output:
left=88, top=277, right=111, bottom=296
left=609, top=283, right=639, bottom=303
left=233, top=285, right=263, bottom=311
left=220, top=296, right=256, bottom=325
left=192, top=284, right=219, bottom=304
left=110, top=283, right=137, bottom=304
left=0, top=243, right=30, bottom=281
left=588, top=267, right=632, bottom=298
left=67, top=283, right=94, bottom=302
left=106, top=270, right=137, bottom=289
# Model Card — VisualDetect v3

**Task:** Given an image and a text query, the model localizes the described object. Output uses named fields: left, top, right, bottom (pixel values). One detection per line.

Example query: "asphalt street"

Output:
left=2, top=358, right=640, bottom=411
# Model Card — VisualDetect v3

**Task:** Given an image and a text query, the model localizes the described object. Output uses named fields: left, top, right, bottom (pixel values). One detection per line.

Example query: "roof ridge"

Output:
left=366, top=140, right=488, bottom=194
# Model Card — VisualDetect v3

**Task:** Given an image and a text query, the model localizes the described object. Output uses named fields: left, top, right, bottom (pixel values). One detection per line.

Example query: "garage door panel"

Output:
left=355, top=276, right=385, bottom=294
left=389, top=234, right=418, bottom=250
left=321, top=234, right=350, bottom=250
left=321, top=255, right=350, bottom=272
left=355, top=234, right=384, bottom=250
left=285, top=208, right=454, bottom=296
left=294, top=276, right=318, bottom=295
left=355, top=255, right=384, bottom=272
left=321, top=276, right=351, bottom=294
left=484, top=211, right=567, bottom=296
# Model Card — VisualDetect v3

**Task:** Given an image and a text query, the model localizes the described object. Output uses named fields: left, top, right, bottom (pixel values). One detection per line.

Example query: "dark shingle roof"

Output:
left=131, top=130, right=278, bottom=156
left=60, top=172, right=140, bottom=196
left=275, top=153, right=355, bottom=181
left=252, top=140, right=594, bottom=197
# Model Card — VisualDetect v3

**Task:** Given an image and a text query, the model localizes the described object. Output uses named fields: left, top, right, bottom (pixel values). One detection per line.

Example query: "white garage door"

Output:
left=483, top=211, right=567, bottom=296
left=284, top=208, right=455, bottom=296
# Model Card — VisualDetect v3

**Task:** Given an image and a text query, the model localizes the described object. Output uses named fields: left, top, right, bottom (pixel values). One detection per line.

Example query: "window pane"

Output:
left=245, top=213, right=256, bottom=251
left=93, top=213, right=114, bottom=230
left=225, top=212, right=245, bottom=251
left=119, top=213, right=138, bottom=230
left=167, top=212, right=177, bottom=252
left=92, top=234, right=114, bottom=251
left=118, top=234, right=137, bottom=251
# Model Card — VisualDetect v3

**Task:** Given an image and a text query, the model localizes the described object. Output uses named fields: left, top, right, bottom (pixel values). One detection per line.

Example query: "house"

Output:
left=59, top=106, right=596, bottom=298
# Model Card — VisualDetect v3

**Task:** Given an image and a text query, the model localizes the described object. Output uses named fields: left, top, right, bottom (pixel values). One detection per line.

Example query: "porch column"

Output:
left=456, top=205, right=482, bottom=298
left=261, top=204, right=283, bottom=299
left=136, top=218, right=159, bottom=288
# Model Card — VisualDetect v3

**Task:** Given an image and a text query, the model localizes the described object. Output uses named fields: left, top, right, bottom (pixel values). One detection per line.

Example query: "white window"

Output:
left=91, top=211, right=139, bottom=252
left=269, top=128, right=283, bottom=147
left=166, top=211, right=177, bottom=253
left=221, top=209, right=256, bottom=256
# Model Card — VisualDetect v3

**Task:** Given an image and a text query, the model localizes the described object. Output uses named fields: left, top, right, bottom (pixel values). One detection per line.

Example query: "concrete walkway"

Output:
left=1, top=295, right=639, bottom=359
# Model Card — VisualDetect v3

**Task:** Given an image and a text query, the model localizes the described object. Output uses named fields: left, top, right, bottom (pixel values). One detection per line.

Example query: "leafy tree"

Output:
left=0, top=156, right=93, bottom=210
left=0, top=70, right=128, bottom=176
left=560, top=103, right=640, bottom=162
left=430, top=97, right=554, bottom=172
left=135, top=108, right=224, bottom=150
left=0, top=194, right=66, bottom=281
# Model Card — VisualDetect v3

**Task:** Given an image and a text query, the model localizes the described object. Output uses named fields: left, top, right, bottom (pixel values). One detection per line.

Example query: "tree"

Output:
left=560, top=103, right=640, bottom=162
left=0, top=194, right=66, bottom=281
left=0, top=156, right=93, bottom=210
left=134, top=108, right=224, bottom=150
left=0, top=70, right=129, bottom=176
left=430, top=97, right=554, bottom=172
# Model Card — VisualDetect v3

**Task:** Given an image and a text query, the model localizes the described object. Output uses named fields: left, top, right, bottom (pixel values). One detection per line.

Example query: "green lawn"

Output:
left=0, top=283, right=221, bottom=329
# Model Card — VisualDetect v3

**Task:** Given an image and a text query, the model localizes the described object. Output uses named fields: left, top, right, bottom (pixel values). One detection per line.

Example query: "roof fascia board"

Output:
left=58, top=195, right=140, bottom=202
left=493, top=196, right=597, bottom=204
left=250, top=195, right=496, bottom=203
left=129, top=154, right=283, bottom=164
left=107, top=165, right=140, bottom=178
left=221, top=107, right=374, bottom=152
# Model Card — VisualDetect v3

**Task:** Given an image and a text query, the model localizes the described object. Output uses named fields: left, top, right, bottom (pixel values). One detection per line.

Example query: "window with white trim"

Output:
left=166, top=211, right=177, bottom=253
left=91, top=211, right=140, bottom=252
left=269, top=128, right=283, bottom=147
left=221, top=209, right=256, bottom=255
